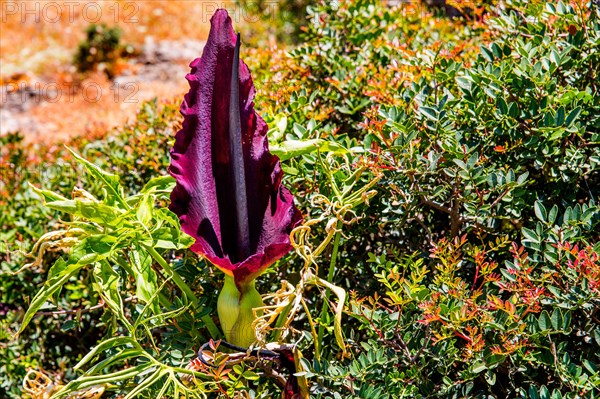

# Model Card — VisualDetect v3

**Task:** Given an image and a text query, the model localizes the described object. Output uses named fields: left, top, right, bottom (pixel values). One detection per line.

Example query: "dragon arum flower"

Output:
left=169, top=9, right=302, bottom=347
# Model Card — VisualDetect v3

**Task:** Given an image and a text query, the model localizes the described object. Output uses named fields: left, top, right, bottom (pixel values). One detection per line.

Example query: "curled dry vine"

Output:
left=252, top=158, right=381, bottom=361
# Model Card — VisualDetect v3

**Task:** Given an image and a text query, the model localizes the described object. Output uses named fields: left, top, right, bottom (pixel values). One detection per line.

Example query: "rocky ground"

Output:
left=1, top=38, right=204, bottom=142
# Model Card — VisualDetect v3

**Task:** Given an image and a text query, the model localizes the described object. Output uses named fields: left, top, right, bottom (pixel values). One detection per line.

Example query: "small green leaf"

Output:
left=583, top=359, right=598, bottom=374
left=551, top=308, right=563, bottom=330
left=508, top=102, right=519, bottom=118
left=535, top=201, right=547, bottom=223
left=74, top=336, right=138, bottom=370
left=467, top=152, right=479, bottom=168
left=538, top=311, right=551, bottom=331
left=66, top=147, right=128, bottom=209
left=18, top=255, right=93, bottom=335
left=123, top=368, right=165, bottom=399
left=485, top=370, right=496, bottom=385
left=45, top=199, right=124, bottom=227
left=53, top=364, right=153, bottom=397
left=271, top=139, right=348, bottom=161
left=550, top=50, right=560, bottom=66
left=561, top=311, right=571, bottom=331
left=140, top=175, right=175, bottom=194
left=548, top=205, right=558, bottom=225
left=136, top=193, right=154, bottom=226
left=555, top=106, right=565, bottom=125
left=293, top=123, right=307, bottom=137
left=547, top=285, right=563, bottom=298
left=131, top=247, right=159, bottom=311
left=522, top=227, right=539, bottom=243
left=497, top=97, right=508, bottom=115
left=60, top=319, right=78, bottom=332
left=420, top=106, right=438, bottom=121
left=472, top=361, right=487, bottom=373
left=491, top=43, right=502, bottom=58
left=566, top=107, right=581, bottom=126
left=93, top=261, right=125, bottom=320
left=517, top=171, right=529, bottom=185
left=480, top=45, right=494, bottom=62
left=29, top=184, right=69, bottom=203
left=242, top=370, right=260, bottom=380
left=268, top=114, right=287, bottom=141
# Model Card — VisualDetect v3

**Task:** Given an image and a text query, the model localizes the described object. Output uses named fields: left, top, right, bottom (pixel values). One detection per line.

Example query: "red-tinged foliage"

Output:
left=556, top=242, right=600, bottom=293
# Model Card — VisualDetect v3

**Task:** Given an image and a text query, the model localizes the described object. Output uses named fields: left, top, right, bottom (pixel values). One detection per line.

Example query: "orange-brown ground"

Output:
left=0, top=0, right=226, bottom=142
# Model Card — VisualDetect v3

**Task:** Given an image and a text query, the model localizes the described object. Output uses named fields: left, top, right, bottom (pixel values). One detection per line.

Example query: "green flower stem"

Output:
left=143, top=244, right=221, bottom=339
left=301, top=296, right=321, bottom=361
left=271, top=293, right=295, bottom=342
left=218, top=275, right=264, bottom=347
left=317, top=219, right=342, bottom=359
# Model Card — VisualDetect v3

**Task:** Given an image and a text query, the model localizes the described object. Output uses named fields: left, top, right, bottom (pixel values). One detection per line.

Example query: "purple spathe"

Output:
left=168, top=9, right=302, bottom=287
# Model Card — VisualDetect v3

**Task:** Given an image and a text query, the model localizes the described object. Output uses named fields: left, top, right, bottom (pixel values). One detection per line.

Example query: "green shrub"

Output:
left=73, top=23, right=127, bottom=78
left=4, top=0, right=600, bottom=398
left=255, top=0, right=600, bottom=397
left=239, top=0, right=310, bottom=43
left=0, top=102, right=181, bottom=397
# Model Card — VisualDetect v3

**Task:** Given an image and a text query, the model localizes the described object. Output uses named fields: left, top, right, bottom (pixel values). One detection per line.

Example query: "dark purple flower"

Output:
left=169, top=9, right=302, bottom=288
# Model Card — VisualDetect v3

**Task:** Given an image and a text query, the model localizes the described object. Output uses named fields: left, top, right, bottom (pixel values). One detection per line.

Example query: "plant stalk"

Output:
left=143, top=244, right=221, bottom=339
left=316, top=219, right=342, bottom=359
